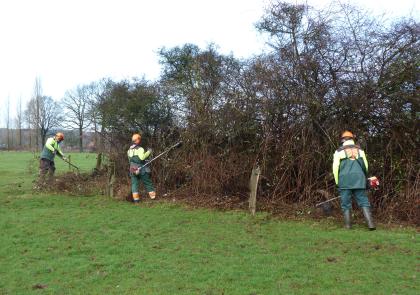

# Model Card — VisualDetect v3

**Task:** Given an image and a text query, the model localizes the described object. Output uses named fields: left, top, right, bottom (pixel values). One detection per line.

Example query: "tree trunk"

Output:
left=98, top=125, right=104, bottom=152
left=41, top=130, right=47, bottom=147
left=18, top=128, right=22, bottom=147
left=6, top=128, right=10, bottom=151
left=93, top=120, right=98, bottom=151
left=79, top=127, right=83, bottom=152
left=35, top=131, right=39, bottom=151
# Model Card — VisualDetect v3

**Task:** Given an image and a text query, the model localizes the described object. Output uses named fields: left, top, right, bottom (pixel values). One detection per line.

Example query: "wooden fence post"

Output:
left=249, top=166, right=260, bottom=216
left=95, top=152, right=102, bottom=170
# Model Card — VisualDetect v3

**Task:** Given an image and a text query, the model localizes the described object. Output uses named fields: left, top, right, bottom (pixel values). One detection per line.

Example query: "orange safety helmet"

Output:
left=55, top=132, right=64, bottom=141
left=132, top=133, right=141, bottom=144
left=340, top=130, right=354, bottom=139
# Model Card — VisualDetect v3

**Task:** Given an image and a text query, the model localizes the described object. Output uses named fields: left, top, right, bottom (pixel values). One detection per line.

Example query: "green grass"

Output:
left=0, top=152, right=418, bottom=294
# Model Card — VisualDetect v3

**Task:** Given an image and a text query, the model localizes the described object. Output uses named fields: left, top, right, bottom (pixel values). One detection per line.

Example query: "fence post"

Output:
left=249, top=166, right=260, bottom=216
left=95, top=152, right=102, bottom=170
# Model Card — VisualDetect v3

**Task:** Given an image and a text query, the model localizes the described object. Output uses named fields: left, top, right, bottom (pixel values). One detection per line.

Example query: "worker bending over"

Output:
left=39, top=132, right=67, bottom=185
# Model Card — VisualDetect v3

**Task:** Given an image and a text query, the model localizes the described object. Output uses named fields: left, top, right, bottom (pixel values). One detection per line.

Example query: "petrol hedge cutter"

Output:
left=130, top=141, right=183, bottom=175
left=315, top=176, right=379, bottom=214
left=316, top=195, right=341, bottom=208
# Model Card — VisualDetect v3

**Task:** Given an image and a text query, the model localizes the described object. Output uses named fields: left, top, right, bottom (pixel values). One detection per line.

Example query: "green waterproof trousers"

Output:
left=339, top=189, right=370, bottom=211
left=131, top=172, right=155, bottom=194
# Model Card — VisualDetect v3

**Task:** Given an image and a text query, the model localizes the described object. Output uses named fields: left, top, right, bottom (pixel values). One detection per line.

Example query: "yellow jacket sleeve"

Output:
left=128, top=147, right=151, bottom=160
left=332, top=151, right=341, bottom=185
left=138, top=147, right=151, bottom=160
left=45, top=138, right=56, bottom=152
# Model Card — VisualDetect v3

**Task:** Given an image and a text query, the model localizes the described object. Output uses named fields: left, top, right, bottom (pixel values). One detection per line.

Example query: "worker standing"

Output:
left=39, top=132, right=67, bottom=185
left=332, top=131, right=376, bottom=230
left=127, top=133, right=156, bottom=203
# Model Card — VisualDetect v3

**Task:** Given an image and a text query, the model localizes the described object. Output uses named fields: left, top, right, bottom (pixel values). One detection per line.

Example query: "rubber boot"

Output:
left=361, top=207, right=376, bottom=230
left=133, top=192, right=140, bottom=203
left=343, top=210, right=352, bottom=229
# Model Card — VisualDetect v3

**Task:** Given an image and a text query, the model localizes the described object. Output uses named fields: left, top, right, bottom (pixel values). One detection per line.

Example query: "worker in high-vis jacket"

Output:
left=127, top=133, right=156, bottom=203
left=39, top=132, right=67, bottom=184
left=333, top=131, right=375, bottom=230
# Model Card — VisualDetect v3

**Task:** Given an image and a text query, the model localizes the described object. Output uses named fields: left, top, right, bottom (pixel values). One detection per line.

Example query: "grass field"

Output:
left=0, top=152, right=418, bottom=294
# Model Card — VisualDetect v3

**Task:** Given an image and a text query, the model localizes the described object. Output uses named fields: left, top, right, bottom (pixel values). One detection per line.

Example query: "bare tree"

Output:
left=24, top=103, right=31, bottom=149
left=26, top=96, right=62, bottom=146
left=32, top=77, right=42, bottom=149
left=5, top=97, right=10, bottom=150
left=88, top=93, right=101, bottom=150
left=15, top=97, right=23, bottom=148
left=62, top=84, right=94, bottom=152
left=86, top=80, right=107, bottom=151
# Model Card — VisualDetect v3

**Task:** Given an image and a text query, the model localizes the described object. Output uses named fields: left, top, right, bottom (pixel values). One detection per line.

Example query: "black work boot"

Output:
left=361, top=207, right=376, bottom=230
left=343, top=210, right=352, bottom=229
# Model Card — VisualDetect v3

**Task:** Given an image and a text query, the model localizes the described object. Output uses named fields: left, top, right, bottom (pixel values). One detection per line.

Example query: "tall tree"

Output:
left=15, top=97, right=23, bottom=147
left=62, top=85, right=93, bottom=152
left=5, top=98, right=10, bottom=150
left=32, top=77, right=43, bottom=149
left=24, top=101, right=33, bottom=149
left=86, top=80, right=107, bottom=151
left=26, top=96, right=62, bottom=146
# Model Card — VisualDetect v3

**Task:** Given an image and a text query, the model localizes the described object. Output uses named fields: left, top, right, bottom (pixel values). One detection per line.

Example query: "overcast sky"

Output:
left=0, top=0, right=418, bottom=126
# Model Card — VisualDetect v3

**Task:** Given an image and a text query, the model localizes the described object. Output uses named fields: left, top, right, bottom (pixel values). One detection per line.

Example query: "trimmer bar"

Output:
left=131, top=141, right=183, bottom=175
left=316, top=196, right=341, bottom=208
left=139, top=141, right=183, bottom=170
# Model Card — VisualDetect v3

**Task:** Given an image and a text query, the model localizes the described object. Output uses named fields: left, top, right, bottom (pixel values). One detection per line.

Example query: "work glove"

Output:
left=147, top=148, right=153, bottom=154
left=62, top=156, right=68, bottom=161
